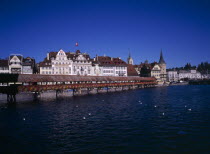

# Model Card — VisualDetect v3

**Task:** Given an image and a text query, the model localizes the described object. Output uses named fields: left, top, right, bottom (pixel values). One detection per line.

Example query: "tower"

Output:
left=159, top=49, right=167, bottom=82
left=127, top=51, right=134, bottom=65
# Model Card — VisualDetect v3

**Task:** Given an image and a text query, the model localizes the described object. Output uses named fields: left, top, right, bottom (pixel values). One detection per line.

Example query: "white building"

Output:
left=22, top=57, right=36, bottom=74
left=151, top=63, right=161, bottom=83
left=39, top=49, right=128, bottom=76
left=167, top=71, right=179, bottom=82
left=9, top=54, right=23, bottom=74
left=179, top=70, right=202, bottom=80
left=93, top=56, right=127, bottom=76
left=39, top=49, right=93, bottom=75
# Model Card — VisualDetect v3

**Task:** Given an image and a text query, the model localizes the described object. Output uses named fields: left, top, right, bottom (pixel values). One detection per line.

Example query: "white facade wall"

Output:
left=92, top=64, right=102, bottom=76
left=100, top=66, right=127, bottom=76
left=39, top=50, right=128, bottom=77
left=101, top=67, right=115, bottom=76
left=72, top=61, right=92, bottom=76
left=22, top=66, right=33, bottom=74
left=151, top=64, right=161, bottom=82
left=0, top=67, right=9, bottom=74
left=115, top=66, right=127, bottom=76
left=40, top=66, right=52, bottom=75
left=167, top=71, right=179, bottom=82
left=179, top=70, right=202, bottom=80
left=9, top=55, right=22, bottom=74
left=40, top=50, right=93, bottom=76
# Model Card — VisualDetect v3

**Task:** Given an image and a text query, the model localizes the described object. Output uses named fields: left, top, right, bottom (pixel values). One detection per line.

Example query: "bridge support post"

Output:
left=56, top=90, right=59, bottom=98
left=7, top=94, right=16, bottom=103
left=72, top=89, right=75, bottom=96
left=33, top=92, right=39, bottom=101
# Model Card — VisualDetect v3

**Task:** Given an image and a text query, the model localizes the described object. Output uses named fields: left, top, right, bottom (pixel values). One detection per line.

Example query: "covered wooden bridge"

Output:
left=0, top=74, right=157, bottom=103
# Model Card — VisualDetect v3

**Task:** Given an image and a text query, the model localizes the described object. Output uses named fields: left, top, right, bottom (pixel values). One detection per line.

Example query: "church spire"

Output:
left=128, top=48, right=131, bottom=58
left=159, top=49, right=166, bottom=64
left=127, top=49, right=134, bottom=65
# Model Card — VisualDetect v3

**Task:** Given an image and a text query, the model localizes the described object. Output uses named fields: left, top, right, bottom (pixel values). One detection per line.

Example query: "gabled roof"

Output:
left=47, top=50, right=91, bottom=62
left=9, top=55, right=23, bottom=61
left=40, top=50, right=92, bottom=67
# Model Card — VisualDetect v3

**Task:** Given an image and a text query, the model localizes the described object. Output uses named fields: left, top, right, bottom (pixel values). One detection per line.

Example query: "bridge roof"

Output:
left=0, top=74, right=156, bottom=83
left=18, top=74, right=156, bottom=82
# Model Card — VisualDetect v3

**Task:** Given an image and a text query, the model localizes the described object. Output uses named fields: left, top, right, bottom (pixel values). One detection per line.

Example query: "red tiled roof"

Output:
left=127, top=64, right=139, bottom=76
left=96, top=56, right=127, bottom=66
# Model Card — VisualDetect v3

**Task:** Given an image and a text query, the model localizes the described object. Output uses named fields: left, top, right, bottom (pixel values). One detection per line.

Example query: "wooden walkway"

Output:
left=0, top=74, right=157, bottom=103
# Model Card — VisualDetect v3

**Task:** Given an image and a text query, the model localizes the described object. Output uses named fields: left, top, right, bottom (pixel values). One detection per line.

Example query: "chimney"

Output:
left=118, top=57, right=121, bottom=59
left=94, top=57, right=96, bottom=61
left=47, top=53, right=49, bottom=60
left=111, top=57, right=113, bottom=61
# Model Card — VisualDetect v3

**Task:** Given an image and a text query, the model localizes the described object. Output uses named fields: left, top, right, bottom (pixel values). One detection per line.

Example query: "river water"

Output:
left=0, top=85, right=210, bottom=153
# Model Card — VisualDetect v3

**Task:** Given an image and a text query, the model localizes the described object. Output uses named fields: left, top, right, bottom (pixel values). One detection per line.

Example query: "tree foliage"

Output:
left=168, top=62, right=209, bottom=74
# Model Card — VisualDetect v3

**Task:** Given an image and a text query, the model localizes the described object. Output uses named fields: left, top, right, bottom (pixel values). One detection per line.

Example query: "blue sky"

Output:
left=0, top=0, right=210, bottom=68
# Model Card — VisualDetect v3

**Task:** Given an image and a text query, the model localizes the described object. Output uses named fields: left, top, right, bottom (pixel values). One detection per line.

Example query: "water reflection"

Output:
left=0, top=85, right=210, bottom=153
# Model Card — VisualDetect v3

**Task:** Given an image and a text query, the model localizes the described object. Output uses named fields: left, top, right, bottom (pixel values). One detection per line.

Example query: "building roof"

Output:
left=159, top=50, right=166, bottom=64
left=9, top=55, right=23, bottom=61
left=17, top=74, right=156, bottom=82
left=23, top=57, right=35, bottom=66
left=95, top=56, right=127, bottom=67
left=127, top=64, right=139, bottom=76
left=39, top=50, right=91, bottom=67
left=39, top=58, right=51, bottom=67
left=0, top=59, right=8, bottom=67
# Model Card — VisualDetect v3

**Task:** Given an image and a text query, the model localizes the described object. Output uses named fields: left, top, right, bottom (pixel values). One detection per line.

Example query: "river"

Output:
left=0, top=85, right=210, bottom=153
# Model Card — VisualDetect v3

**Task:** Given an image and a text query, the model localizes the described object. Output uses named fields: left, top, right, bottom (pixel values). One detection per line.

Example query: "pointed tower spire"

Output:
left=128, top=48, right=131, bottom=58
left=159, top=49, right=166, bottom=64
left=127, top=48, right=134, bottom=65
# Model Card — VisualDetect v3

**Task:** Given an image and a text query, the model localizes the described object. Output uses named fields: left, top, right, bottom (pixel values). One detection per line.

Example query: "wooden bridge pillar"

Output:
left=56, top=89, right=59, bottom=98
left=7, top=94, right=16, bottom=103
left=33, top=92, right=39, bottom=100
left=72, top=89, right=75, bottom=96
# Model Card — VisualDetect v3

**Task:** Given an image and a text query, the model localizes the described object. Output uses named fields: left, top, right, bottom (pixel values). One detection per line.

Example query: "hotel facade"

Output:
left=39, top=49, right=128, bottom=76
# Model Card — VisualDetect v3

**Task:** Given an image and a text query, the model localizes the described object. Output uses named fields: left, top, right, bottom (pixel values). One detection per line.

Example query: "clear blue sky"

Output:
left=0, top=0, right=210, bottom=68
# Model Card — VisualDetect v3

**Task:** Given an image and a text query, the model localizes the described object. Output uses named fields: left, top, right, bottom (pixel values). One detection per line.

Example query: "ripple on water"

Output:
left=0, top=85, right=210, bottom=153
